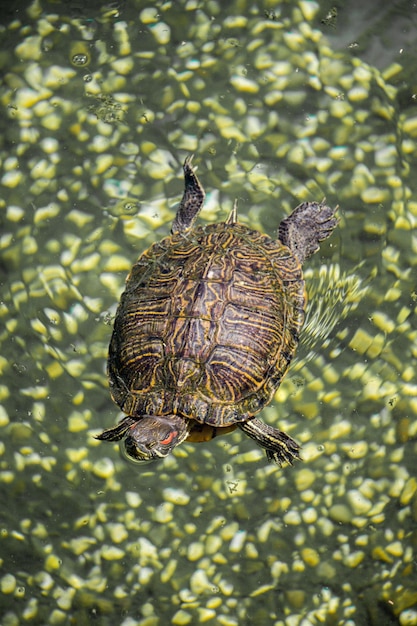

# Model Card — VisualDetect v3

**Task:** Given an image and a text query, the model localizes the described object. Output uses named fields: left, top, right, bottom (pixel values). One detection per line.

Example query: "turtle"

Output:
left=96, top=156, right=338, bottom=466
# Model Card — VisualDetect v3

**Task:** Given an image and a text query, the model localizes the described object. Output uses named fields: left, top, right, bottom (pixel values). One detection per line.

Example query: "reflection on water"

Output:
left=0, top=0, right=416, bottom=624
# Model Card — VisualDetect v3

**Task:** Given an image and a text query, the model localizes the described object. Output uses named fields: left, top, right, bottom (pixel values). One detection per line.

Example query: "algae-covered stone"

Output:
left=1, top=574, right=17, bottom=594
left=92, top=458, right=115, bottom=479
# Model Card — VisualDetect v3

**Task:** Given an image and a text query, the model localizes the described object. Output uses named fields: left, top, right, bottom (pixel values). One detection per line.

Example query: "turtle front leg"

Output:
left=238, top=417, right=301, bottom=466
left=95, top=416, right=137, bottom=441
left=171, top=156, right=206, bottom=234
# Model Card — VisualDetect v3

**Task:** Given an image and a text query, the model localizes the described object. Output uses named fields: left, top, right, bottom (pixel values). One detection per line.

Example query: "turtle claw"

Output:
left=278, top=201, right=338, bottom=264
left=265, top=439, right=302, bottom=467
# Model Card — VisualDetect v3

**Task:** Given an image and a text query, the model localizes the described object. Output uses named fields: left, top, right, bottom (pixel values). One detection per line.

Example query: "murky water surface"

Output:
left=1, top=1, right=416, bottom=624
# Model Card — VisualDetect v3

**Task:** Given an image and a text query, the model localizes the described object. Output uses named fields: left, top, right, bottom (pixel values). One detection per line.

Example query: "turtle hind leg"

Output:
left=171, top=155, right=206, bottom=234
left=279, top=201, right=338, bottom=265
left=238, top=417, right=301, bottom=467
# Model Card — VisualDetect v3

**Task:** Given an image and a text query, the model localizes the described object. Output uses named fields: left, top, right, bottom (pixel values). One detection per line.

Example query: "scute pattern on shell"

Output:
left=108, top=221, right=305, bottom=427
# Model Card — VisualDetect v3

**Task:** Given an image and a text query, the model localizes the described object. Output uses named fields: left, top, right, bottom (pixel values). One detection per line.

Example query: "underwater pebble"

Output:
left=371, top=546, right=394, bottom=563
left=343, top=550, right=365, bottom=568
left=190, top=569, right=212, bottom=595
left=403, top=116, right=417, bottom=137
left=125, top=491, right=142, bottom=508
left=346, top=490, right=372, bottom=516
left=328, top=504, right=353, bottom=524
left=92, top=458, right=115, bottom=479
left=107, top=523, right=128, bottom=544
left=34, top=572, right=54, bottom=591
left=342, top=441, right=368, bottom=459
left=43, top=65, right=77, bottom=88
left=295, top=468, right=316, bottom=491
left=112, top=57, right=134, bottom=75
left=187, top=542, right=204, bottom=562
left=283, top=510, right=302, bottom=525
left=56, top=587, right=75, bottom=610
left=400, top=478, right=417, bottom=506
left=172, top=610, right=192, bottom=625
left=386, top=541, right=403, bottom=558
left=205, top=535, right=222, bottom=555
left=66, top=537, right=96, bottom=556
left=301, top=548, right=320, bottom=567
left=44, top=555, right=61, bottom=572
left=140, top=7, right=159, bottom=24
left=299, top=1, right=320, bottom=20
left=229, top=530, right=247, bottom=553
left=68, top=413, right=88, bottom=433
left=95, top=154, right=114, bottom=174
left=230, top=75, right=259, bottom=94
left=399, top=609, right=417, bottom=625
left=162, top=487, right=190, bottom=505
left=50, top=609, right=68, bottom=624
left=301, top=508, right=318, bottom=524
left=361, top=186, right=390, bottom=204
left=113, top=21, right=131, bottom=56
left=34, top=203, right=61, bottom=224
left=375, top=145, right=397, bottom=167
left=1, top=171, right=23, bottom=188
left=22, top=599, right=38, bottom=621
left=139, top=567, right=154, bottom=585
left=15, top=36, right=43, bottom=60
left=1, top=573, right=17, bottom=594
left=160, top=558, right=177, bottom=584
left=101, top=545, right=125, bottom=560
left=149, top=22, right=171, bottom=45
left=152, top=502, right=174, bottom=524
left=197, top=607, right=217, bottom=621
left=285, top=589, right=307, bottom=610
left=178, top=589, right=197, bottom=605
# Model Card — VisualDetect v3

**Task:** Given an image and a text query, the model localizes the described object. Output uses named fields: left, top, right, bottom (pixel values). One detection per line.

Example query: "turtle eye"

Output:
left=122, top=437, right=158, bottom=463
left=122, top=451, right=155, bottom=465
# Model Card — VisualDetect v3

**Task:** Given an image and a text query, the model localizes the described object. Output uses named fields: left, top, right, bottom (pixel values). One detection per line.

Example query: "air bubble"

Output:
left=72, top=53, right=89, bottom=66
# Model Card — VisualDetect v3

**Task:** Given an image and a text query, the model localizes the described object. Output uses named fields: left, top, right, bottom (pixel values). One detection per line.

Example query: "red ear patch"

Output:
left=160, top=430, right=177, bottom=445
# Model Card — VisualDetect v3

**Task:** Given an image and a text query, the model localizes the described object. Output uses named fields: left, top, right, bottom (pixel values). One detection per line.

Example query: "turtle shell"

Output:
left=108, top=220, right=305, bottom=428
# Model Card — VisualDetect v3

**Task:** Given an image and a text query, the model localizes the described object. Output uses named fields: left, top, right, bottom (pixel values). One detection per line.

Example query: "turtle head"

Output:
left=122, top=415, right=191, bottom=463
left=96, top=414, right=191, bottom=462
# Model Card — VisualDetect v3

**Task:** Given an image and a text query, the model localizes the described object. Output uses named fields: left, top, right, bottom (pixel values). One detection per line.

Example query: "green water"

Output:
left=1, top=1, right=416, bottom=624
